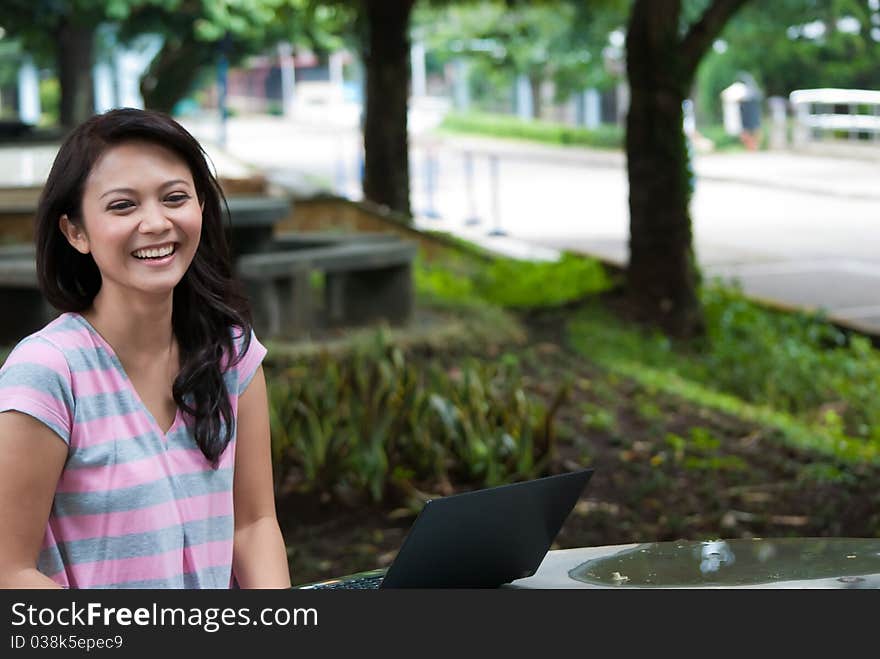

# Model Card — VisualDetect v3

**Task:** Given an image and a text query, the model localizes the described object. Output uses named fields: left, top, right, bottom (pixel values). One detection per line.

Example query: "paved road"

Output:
left=178, top=113, right=880, bottom=335
left=4, top=112, right=878, bottom=335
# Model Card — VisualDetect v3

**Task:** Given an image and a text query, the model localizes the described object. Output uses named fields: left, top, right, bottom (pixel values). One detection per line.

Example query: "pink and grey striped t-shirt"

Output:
left=0, top=312, right=267, bottom=589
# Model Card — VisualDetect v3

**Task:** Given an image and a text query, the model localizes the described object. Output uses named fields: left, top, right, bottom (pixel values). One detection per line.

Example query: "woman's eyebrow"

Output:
left=99, top=180, right=192, bottom=199
left=100, top=187, right=136, bottom=199
left=159, top=179, right=192, bottom=190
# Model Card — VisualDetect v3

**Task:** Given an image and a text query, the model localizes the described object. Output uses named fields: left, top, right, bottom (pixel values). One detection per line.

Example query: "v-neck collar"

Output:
left=71, top=312, right=182, bottom=438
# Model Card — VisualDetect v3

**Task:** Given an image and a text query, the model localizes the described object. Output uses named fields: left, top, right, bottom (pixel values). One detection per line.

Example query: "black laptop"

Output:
left=297, top=468, right=594, bottom=589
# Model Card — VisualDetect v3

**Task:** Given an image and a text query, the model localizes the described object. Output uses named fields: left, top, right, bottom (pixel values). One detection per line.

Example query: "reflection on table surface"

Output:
left=509, top=538, right=880, bottom=589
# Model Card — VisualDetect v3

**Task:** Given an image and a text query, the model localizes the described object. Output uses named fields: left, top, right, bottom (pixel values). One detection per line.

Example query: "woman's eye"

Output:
left=165, top=193, right=190, bottom=204
left=107, top=201, right=135, bottom=212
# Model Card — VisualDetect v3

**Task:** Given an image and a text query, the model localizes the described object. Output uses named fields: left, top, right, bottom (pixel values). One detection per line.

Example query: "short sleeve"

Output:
left=0, top=337, right=75, bottom=445
left=232, top=327, right=267, bottom=396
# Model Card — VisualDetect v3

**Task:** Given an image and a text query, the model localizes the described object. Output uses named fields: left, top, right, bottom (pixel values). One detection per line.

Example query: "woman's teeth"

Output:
left=133, top=244, right=175, bottom=260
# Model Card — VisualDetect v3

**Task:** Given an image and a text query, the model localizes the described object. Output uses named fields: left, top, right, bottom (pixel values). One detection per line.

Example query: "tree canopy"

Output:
left=0, top=0, right=160, bottom=125
left=413, top=0, right=628, bottom=113
left=697, top=0, right=880, bottom=121
left=123, top=0, right=353, bottom=112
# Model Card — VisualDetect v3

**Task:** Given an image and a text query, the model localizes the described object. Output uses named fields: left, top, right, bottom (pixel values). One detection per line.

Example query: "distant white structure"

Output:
left=580, top=88, right=601, bottom=129
left=789, top=88, right=880, bottom=146
left=767, top=96, right=788, bottom=149
left=277, top=42, right=296, bottom=117
left=94, top=28, right=163, bottom=113
left=17, top=55, right=41, bottom=124
left=720, top=81, right=749, bottom=135
left=515, top=74, right=533, bottom=120
left=452, top=58, right=470, bottom=111
left=411, top=40, right=427, bottom=99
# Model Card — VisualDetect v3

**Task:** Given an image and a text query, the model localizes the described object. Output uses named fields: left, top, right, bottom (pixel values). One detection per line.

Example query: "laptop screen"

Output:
left=380, top=468, right=594, bottom=588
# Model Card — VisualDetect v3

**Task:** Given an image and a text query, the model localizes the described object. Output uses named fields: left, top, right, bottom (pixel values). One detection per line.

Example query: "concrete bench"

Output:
left=223, top=195, right=293, bottom=255
left=0, top=229, right=417, bottom=344
left=236, top=238, right=417, bottom=339
left=273, top=231, right=401, bottom=250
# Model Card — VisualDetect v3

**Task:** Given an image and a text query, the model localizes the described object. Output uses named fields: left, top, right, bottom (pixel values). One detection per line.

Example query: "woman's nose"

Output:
left=138, top=204, right=173, bottom=232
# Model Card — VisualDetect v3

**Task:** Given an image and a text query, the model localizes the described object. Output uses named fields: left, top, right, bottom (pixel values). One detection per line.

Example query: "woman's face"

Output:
left=61, top=139, right=203, bottom=303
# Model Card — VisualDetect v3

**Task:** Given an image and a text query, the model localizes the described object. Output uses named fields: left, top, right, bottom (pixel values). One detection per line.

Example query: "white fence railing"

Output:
left=789, top=88, right=880, bottom=146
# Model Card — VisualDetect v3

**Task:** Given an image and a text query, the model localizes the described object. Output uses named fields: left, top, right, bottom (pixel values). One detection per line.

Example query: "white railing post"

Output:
left=768, top=96, right=788, bottom=149
left=789, top=88, right=880, bottom=149
left=792, top=97, right=809, bottom=148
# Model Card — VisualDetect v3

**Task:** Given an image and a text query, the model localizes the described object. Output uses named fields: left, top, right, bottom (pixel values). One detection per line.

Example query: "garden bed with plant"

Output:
left=265, top=244, right=880, bottom=586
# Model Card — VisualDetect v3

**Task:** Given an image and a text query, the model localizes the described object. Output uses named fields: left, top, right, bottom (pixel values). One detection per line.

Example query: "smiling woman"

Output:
left=0, top=108, right=291, bottom=590
left=59, top=140, right=203, bottom=309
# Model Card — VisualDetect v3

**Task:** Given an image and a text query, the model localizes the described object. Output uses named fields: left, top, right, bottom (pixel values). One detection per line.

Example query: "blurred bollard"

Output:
left=875, top=104, right=880, bottom=144
left=422, top=144, right=440, bottom=219
left=791, top=96, right=810, bottom=148
left=768, top=96, right=788, bottom=150
left=487, top=154, right=506, bottom=237
left=334, top=134, right=348, bottom=196
left=463, top=151, right=481, bottom=226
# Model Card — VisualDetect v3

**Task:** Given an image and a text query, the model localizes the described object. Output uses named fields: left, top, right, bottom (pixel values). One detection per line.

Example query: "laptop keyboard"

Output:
left=308, top=574, right=384, bottom=589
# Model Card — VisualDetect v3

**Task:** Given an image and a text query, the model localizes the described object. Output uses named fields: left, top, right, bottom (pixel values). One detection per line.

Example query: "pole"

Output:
left=335, top=133, right=348, bottom=196
left=217, top=35, right=230, bottom=149
left=278, top=41, right=296, bottom=118
left=487, top=154, right=506, bottom=236
left=422, top=143, right=440, bottom=219
left=463, top=150, right=480, bottom=226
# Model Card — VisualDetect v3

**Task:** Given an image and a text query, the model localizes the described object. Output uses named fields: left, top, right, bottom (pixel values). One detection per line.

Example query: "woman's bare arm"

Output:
left=0, top=411, right=67, bottom=588
left=232, top=366, right=291, bottom=588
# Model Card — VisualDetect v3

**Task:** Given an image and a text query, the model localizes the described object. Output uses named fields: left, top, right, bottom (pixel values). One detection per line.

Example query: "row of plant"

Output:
left=265, top=330, right=569, bottom=509
left=437, top=111, right=754, bottom=153
left=413, top=236, right=880, bottom=470
left=266, top=234, right=880, bottom=508
left=415, top=249, right=615, bottom=309
left=437, top=111, right=624, bottom=149
left=263, top=248, right=616, bottom=508
left=567, top=282, right=880, bottom=467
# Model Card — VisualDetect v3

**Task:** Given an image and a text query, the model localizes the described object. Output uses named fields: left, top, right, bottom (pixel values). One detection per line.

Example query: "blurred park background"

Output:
left=1, top=0, right=880, bottom=584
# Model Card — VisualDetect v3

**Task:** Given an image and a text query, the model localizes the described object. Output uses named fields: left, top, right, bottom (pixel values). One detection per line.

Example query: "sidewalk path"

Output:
left=410, top=131, right=880, bottom=335
left=413, top=132, right=880, bottom=200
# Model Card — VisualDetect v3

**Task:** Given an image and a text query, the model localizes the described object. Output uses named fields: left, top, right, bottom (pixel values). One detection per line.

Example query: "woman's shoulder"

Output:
left=0, top=315, right=79, bottom=434
left=227, top=323, right=264, bottom=361
left=223, top=324, right=267, bottom=395
left=1, top=313, right=84, bottom=369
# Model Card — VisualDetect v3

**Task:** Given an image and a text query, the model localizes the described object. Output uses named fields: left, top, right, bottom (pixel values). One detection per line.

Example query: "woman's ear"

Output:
left=58, top=215, right=90, bottom=254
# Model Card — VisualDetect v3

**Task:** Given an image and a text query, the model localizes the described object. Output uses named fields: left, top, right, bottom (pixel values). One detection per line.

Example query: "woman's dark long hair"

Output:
left=35, top=107, right=252, bottom=466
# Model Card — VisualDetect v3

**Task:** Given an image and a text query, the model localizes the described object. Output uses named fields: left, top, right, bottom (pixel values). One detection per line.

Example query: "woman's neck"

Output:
left=82, top=289, right=176, bottom=360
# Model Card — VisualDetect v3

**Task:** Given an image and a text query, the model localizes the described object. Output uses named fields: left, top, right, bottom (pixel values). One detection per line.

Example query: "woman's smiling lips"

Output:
left=131, top=242, right=178, bottom=266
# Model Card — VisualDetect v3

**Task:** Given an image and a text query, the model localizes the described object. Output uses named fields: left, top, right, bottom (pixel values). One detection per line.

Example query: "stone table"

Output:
left=507, top=537, right=880, bottom=589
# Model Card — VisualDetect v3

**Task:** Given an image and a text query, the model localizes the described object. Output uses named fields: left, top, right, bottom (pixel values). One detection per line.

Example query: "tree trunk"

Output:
left=624, top=0, right=704, bottom=339
left=361, top=0, right=415, bottom=218
left=141, top=39, right=215, bottom=114
left=56, top=20, right=95, bottom=128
